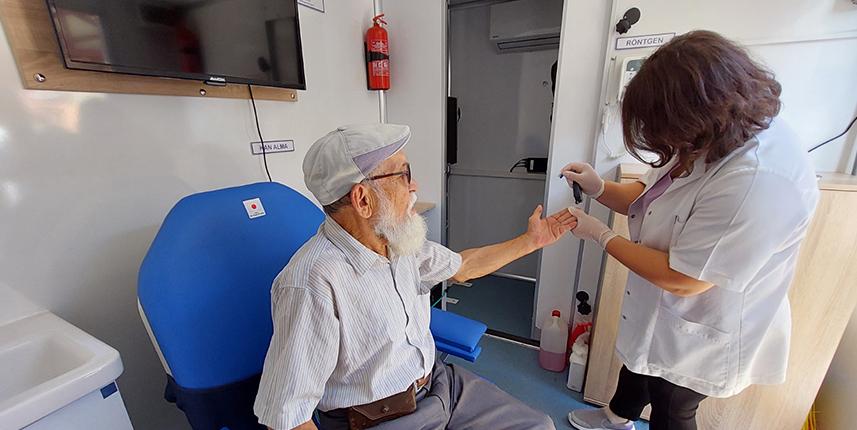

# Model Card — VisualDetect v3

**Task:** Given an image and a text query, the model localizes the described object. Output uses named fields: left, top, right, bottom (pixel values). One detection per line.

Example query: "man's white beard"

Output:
left=373, top=190, right=427, bottom=256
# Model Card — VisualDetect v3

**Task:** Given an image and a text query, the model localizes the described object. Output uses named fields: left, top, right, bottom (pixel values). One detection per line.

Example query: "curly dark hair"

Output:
left=621, top=30, right=782, bottom=173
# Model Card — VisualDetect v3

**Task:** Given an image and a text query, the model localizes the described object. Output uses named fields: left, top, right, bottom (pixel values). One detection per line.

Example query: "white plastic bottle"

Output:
left=539, top=309, right=569, bottom=372
left=567, top=332, right=590, bottom=391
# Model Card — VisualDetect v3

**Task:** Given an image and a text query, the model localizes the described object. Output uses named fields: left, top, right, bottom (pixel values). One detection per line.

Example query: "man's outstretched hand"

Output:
left=525, top=205, right=578, bottom=250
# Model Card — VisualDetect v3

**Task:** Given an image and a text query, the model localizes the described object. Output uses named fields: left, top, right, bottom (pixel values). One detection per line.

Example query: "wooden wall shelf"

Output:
left=0, top=0, right=298, bottom=102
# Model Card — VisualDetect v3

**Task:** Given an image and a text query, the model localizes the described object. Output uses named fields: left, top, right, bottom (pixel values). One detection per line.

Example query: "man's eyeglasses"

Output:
left=368, top=165, right=412, bottom=184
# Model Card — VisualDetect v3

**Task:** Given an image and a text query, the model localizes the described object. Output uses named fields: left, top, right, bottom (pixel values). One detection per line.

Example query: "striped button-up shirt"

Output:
left=254, top=216, right=462, bottom=429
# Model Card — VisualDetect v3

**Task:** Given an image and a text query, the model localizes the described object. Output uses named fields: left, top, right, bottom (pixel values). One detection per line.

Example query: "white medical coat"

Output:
left=615, top=120, right=819, bottom=398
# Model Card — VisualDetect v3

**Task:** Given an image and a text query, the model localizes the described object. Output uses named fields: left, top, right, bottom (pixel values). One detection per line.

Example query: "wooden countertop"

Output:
left=816, top=172, right=857, bottom=192
left=415, top=202, right=436, bottom=214
left=619, top=163, right=857, bottom=192
left=618, top=163, right=649, bottom=180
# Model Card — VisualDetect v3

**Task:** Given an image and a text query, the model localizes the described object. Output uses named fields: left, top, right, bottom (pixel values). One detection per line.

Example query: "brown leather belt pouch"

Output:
left=346, top=383, right=417, bottom=430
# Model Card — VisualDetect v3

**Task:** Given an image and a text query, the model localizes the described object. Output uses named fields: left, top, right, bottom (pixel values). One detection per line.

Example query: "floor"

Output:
left=448, top=336, right=650, bottom=430
left=446, top=275, right=535, bottom=339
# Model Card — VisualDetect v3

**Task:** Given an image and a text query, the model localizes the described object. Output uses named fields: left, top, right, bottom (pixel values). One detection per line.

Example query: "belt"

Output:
left=415, top=372, right=431, bottom=391
left=328, top=372, right=432, bottom=416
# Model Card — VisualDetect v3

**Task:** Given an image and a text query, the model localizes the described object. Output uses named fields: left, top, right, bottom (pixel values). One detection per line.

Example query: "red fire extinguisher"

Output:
left=365, top=14, right=390, bottom=90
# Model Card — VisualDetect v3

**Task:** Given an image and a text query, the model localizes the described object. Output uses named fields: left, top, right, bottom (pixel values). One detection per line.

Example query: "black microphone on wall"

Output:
left=616, top=8, right=641, bottom=34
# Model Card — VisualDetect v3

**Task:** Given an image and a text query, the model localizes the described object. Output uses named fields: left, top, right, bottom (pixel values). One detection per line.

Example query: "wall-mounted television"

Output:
left=45, top=0, right=306, bottom=90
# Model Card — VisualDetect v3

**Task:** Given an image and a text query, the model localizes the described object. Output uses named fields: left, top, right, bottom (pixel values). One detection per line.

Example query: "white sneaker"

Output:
left=568, top=408, right=636, bottom=430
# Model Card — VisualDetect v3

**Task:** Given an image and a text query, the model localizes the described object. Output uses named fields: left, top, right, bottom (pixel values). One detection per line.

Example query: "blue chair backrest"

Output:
left=138, top=182, right=324, bottom=389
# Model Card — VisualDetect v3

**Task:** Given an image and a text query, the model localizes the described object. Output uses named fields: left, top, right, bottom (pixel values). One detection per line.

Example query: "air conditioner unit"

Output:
left=489, top=0, right=563, bottom=53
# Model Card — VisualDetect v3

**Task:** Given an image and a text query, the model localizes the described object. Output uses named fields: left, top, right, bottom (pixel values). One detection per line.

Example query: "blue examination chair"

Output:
left=138, top=182, right=486, bottom=430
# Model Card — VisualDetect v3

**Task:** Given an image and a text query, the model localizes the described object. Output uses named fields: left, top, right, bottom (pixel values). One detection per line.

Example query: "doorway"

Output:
left=445, top=0, right=563, bottom=341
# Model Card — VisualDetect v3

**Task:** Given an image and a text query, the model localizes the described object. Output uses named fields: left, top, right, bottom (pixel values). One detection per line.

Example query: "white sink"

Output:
left=0, top=311, right=124, bottom=429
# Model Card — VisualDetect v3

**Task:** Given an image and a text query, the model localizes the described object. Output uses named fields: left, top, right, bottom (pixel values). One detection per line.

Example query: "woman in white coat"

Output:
left=565, top=31, right=819, bottom=430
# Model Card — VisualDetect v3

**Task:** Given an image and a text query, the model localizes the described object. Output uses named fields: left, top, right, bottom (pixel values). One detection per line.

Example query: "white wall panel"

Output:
left=384, top=0, right=448, bottom=242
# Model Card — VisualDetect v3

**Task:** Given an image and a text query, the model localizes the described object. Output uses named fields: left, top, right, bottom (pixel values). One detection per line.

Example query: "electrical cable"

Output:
left=599, top=107, right=625, bottom=159
left=248, top=84, right=273, bottom=182
left=510, top=159, right=527, bottom=172
left=808, top=115, right=857, bottom=153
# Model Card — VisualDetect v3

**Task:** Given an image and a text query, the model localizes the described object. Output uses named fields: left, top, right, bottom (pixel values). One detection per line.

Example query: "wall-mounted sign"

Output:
left=616, top=32, right=675, bottom=50
left=250, top=140, right=295, bottom=155
left=298, top=0, right=324, bottom=13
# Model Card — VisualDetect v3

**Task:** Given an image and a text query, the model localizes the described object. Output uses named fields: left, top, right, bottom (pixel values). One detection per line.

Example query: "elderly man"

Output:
left=254, top=124, right=576, bottom=430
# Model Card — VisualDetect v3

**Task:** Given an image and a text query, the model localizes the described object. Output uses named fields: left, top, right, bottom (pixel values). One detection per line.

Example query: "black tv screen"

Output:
left=46, top=0, right=306, bottom=90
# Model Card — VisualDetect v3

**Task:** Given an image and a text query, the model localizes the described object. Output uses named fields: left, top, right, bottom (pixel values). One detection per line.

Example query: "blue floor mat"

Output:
left=447, top=336, right=649, bottom=430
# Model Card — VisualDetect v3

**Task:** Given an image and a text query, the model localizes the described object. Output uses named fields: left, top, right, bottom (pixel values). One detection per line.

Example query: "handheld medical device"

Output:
left=558, top=172, right=584, bottom=204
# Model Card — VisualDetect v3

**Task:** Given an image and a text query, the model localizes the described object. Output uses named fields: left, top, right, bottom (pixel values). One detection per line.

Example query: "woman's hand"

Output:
left=567, top=207, right=618, bottom=249
left=560, top=162, right=605, bottom=198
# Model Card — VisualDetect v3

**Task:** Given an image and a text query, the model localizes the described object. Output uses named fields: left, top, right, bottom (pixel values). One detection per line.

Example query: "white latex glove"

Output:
left=567, top=207, right=618, bottom=249
left=560, top=162, right=605, bottom=198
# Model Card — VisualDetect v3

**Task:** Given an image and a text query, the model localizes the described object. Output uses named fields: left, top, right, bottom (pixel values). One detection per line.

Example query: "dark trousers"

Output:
left=609, top=366, right=708, bottom=430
